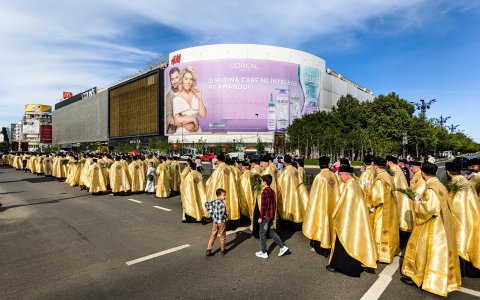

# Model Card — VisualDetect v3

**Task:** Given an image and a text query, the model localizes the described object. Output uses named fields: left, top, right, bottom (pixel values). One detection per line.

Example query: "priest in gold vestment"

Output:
left=358, top=155, right=376, bottom=228
left=327, top=165, right=377, bottom=277
left=303, top=156, right=340, bottom=257
left=237, top=161, right=255, bottom=219
left=371, top=157, right=399, bottom=263
left=206, top=154, right=240, bottom=221
left=88, top=159, right=107, bottom=194
left=169, top=158, right=182, bottom=196
left=401, top=163, right=461, bottom=297
left=466, top=158, right=480, bottom=187
left=129, top=157, right=146, bottom=193
left=409, top=161, right=426, bottom=195
left=109, top=156, right=131, bottom=195
left=446, top=161, right=480, bottom=277
left=180, top=162, right=208, bottom=222
left=155, top=157, right=171, bottom=198
left=387, top=155, right=414, bottom=250
left=277, top=155, right=308, bottom=229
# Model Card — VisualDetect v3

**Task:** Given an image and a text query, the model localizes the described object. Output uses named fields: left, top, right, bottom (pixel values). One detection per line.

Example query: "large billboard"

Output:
left=23, top=121, right=40, bottom=134
left=25, top=104, right=52, bottom=113
left=164, top=59, right=321, bottom=135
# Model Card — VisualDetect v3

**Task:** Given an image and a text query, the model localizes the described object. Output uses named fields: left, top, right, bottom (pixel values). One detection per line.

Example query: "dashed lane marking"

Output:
left=459, top=287, right=480, bottom=298
left=360, top=256, right=400, bottom=300
left=153, top=205, right=172, bottom=211
left=127, top=198, right=142, bottom=203
left=126, top=244, right=191, bottom=266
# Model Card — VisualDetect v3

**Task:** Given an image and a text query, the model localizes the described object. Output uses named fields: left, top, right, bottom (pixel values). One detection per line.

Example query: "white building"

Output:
left=164, top=44, right=374, bottom=150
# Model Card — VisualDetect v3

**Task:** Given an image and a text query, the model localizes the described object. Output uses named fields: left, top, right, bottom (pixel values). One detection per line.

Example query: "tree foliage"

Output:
left=286, top=92, right=479, bottom=158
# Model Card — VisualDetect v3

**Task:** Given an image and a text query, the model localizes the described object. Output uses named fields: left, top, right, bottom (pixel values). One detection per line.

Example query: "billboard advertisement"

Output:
left=25, top=104, right=52, bottom=113
left=23, top=121, right=40, bottom=134
left=40, top=125, right=52, bottom=143
left=164, top=59, right=321, bottom=135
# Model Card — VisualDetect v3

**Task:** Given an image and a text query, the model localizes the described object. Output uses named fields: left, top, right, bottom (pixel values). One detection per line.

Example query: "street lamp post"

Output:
left=254, top=113, right=259, bottom=148
left=180, top=123, right=184, bottom=154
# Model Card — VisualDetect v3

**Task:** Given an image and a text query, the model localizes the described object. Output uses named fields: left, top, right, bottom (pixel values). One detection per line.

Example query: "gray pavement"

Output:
left=0, top=165, right=478, bottom=299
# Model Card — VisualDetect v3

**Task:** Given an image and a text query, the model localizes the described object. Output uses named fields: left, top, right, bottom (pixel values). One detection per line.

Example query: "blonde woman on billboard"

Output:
left=172, top=67, right=207, bottom=134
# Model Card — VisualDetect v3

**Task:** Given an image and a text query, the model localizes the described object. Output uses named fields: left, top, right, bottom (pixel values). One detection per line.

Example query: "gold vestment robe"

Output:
left=303, top=168, right=340, bottom=248
left=371, top=171, right=399, bottom=263
left=237, top=170, right=255, bottom=218
left=155, top=162, right=171, bottom=198
left=109, top=161, right=131, bottom=193
left=79, top=158, right=93, bottom=187
left=449, top=175, right=480, bottom=268
left=181, top=164, right=190, bottom=182
left=43, top=157, right=53, bottom=176
left=359, top=165, right=376, bottom=227
left=29, top=156, right=37, bottom=174
left=297, top=166, right=306, bottom=184
left=267, top=163, right=279, bottom=180
left=129, top=161, right=146, bottom=193
left=277, top=165, right=308, bottom=223
left=206, top=162, right=240, bottom=220
left=169, top=161, right=182, bottom=192
left=410, top=170, right=426, bottom=195
left=330, top=178, right=377, bottom=268
left=391, top=165, right=414, bottom=232
left=180, top=170, right=208, bottom=221
left=88, top=163, right=107, bottom=193
left=468, top=172, right=480, bottom=187
left=14, top=155, right=22, bottom=170
left=230, top=166, right=241, bottom=183
left=402, top=177, right=461, bottom=297
left=35, top=156, right=45, bottom=174
left=250, top=165, right=263, bottom=175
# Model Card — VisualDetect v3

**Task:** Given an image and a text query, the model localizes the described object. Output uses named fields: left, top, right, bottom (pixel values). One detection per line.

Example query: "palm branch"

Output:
left=475, top=182, right=480, bottom=195
left=251, top=173, right=262, bottom=195
left=446, top=180, right=469, bottom=194
left=393, top=187, right=416, bottom=200
left=386, top=167, right=396, bottom=177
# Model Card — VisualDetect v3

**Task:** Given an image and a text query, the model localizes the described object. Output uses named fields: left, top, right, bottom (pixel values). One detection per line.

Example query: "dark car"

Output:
left=458, top=155, right=480, bottom=171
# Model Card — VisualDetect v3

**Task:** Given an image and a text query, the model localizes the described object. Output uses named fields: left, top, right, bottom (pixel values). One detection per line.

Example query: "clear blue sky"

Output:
left=0, top=1, right=478, bottom=141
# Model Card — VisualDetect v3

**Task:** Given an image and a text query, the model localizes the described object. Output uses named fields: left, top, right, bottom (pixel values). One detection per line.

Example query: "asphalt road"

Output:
left=0, top=164, right=478, bottom=300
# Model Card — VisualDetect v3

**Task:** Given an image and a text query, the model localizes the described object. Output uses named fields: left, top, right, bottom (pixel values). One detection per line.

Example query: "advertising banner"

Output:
left=164, top=59, right=320, bottom=135
left=24, top=104, right=52, bottom=113
left=40, top=125, right=52, bottom=143
left=23, top=122, right=40, bottom=134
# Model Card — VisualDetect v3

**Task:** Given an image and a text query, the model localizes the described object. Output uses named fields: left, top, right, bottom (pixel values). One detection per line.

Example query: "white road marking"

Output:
left=438, top=166, right=445, bottom=169
left=459, top=287, right=480, bottom=298
left=223, top=226, right=249, bottom=236
left=360, top=256, right=400, bottom=300
left=126, top=244, right=190, bottom=266
left=153, top=205, right=171, bottom=211
left=127, top=198, right=142, bottom=203
left=109, top=194, right=114, bottom=196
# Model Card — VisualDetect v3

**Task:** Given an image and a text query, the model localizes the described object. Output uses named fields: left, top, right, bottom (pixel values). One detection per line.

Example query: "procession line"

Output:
left=127, top=198, right=142, bottom=203
left=153, top=205, right=171, bottom=211
left=360, top=255, right=400, bottom=300
left=459, top=287, right=480, bottom=298
left=126, top=244, right=191, bottom=266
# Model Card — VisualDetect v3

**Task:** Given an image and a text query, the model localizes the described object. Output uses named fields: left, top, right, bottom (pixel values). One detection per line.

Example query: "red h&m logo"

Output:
left=171, top=54, right=181, bottom=65
left=63, top=91, right=73, bottom=99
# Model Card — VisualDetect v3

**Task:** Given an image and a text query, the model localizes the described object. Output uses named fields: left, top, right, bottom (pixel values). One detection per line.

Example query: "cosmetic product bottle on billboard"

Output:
left=267, top=94, right=276, bottom=131
left=275, top=88, right=289, bottom=132
left=289, top=91, right=300, bottom=124
left=299, top=65, right=320, bottom=115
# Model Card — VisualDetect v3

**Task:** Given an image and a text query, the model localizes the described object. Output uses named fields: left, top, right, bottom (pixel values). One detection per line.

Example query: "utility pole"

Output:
left=254, top=113, right=259, bottom=150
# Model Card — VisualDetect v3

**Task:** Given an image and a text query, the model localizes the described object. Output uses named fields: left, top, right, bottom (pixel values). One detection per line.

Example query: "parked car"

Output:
left=180, top=153, right=195, bottom=160
left=227, top=152, right=246, bottom=162
left=200, top=153, right=215, bottom=161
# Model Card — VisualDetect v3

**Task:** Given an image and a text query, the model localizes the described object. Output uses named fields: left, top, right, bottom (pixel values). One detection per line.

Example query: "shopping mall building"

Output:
left=52, top=44, right=374, bottom=152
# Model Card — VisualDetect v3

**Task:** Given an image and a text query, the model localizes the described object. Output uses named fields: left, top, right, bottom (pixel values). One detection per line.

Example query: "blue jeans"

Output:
left=260, top=217, right=284, bottom=253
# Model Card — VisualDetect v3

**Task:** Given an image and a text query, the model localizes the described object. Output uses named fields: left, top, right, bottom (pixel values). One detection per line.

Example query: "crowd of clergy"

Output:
left=2, top=151, right=480, bottom=297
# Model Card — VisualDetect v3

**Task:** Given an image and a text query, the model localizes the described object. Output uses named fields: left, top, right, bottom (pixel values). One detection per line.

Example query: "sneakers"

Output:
left=255, top=251, right=268, bottom=259
left=278, top=245, right=289, bottom=257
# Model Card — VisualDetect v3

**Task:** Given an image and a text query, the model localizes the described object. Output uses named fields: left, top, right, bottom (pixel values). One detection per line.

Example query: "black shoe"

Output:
left=221, top=250, right=227, bottom=255
left=206, top=250, right=213, bottom=256
left=182, top=220, right=188, bottom=223
left=400, top=276, right=417, bottom=287
left=326, top=266, right=337, bottom=273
